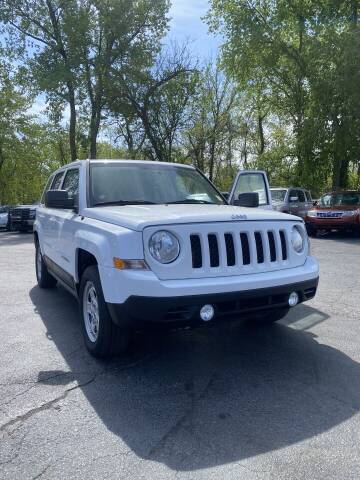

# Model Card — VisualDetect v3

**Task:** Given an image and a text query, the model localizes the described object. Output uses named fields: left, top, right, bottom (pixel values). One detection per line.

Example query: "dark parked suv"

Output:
left=271, top=187, right=313, bottom=219
left=10, top=204, right=38, bottom=232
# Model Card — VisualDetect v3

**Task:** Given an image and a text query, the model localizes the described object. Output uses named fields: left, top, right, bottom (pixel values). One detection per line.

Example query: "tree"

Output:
left=1, top=0, right=170, bottom=160
left=0, top=0, right=84, bottom=161
left=184, top=63, right=239, bottom=185
left=208, top=0, right=360, bottom=191
left=79, top=0, right=169, bottom=158
left=111, top=43, right=196, bottom=162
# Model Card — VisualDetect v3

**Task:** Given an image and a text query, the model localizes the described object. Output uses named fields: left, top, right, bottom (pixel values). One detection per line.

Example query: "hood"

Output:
left=83, top=204, right=300, bottom=231
left=14, top=205, right=38, bottom=210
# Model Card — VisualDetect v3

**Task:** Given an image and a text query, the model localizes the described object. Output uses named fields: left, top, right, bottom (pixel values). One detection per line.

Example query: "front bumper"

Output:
left=306, top=217, right=359, bottom=230
left=107, top=277, right=319, bottom=329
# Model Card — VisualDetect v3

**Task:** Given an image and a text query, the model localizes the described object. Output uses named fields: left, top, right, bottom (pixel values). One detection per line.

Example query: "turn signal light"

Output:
left=113, top=258, right=148, bottom=270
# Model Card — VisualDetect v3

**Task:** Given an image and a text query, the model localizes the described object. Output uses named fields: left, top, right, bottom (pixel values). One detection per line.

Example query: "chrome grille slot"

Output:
left=208, top=234, right=219, bottom=267
left=224, top=233, right=235, bottom=266
left=267, top=231, right=276, bottom=262
left=240, top=233, right=251, bottom=265
left=190, top=234, right=202, bottom=268
left=254, top=232, right=264, bottom=264
left=279, top=230, right=287, bottom=260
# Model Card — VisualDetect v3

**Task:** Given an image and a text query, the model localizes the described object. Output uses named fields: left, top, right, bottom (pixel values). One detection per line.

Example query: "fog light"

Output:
left=288, top=291, right=299, bottom=307
left=200, top=304, right=215, bottom=321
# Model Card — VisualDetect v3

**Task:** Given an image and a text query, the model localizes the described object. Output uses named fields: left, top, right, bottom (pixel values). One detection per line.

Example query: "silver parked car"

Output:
left=271, top=187, right=313, bottom=219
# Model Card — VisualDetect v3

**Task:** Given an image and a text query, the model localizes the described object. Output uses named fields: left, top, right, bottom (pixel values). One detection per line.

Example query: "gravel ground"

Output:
left=0, top=230, right=359, bottom=480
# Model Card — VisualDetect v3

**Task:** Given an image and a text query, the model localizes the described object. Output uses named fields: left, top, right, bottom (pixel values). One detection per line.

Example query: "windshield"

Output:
left=90, top=162, right=225, bottom=206
left=320, top=192, right=360, bottom=207
left=271, top=189, right=287, bottom=202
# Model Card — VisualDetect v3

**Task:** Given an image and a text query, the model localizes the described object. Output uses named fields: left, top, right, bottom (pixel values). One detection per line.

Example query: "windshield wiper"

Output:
left=165, top=199, right=217, bottom=205
left=93, top=200, right=157, bottom=207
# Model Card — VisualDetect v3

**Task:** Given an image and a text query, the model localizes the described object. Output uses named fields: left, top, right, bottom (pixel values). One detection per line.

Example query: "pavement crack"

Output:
left=0, top=376, right=96, bottom=432
left=32, top=463, right=52, bottom=480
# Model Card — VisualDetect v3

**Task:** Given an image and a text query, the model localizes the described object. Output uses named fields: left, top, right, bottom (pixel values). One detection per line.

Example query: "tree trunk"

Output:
left=89, top=107, right=101, bottom=159
left=258, top=114, right=265, bottom=155
left=209, top=136, right=216, bottom=181
left=67, top=82, right=77, bottom=162
left=351, top=0, right=358, bottom=25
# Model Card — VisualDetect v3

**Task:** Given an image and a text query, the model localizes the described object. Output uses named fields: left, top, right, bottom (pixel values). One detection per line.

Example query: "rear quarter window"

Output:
left=51, top=171, right=65, bottom=190
left=62, top=169, right=79, bottom=199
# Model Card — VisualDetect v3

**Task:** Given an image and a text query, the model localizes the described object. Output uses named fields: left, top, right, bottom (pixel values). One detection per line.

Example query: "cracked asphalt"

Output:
left=0, top=230, right=359, bottom=480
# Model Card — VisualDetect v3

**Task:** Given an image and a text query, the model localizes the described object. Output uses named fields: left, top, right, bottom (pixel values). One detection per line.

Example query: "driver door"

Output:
left=228, top=170, right=272, bottom=209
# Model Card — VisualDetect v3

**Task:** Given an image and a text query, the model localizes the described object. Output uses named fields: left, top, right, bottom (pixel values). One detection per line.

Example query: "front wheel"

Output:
left=79, top=265, right=130, bottom=358
left=35, top=243, right=57, bottom=289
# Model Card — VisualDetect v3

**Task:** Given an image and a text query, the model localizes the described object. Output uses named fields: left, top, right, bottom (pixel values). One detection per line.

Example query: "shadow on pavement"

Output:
left=0, top=231, right=34, bottom=246
left=29, top=284, right=359, bottom=471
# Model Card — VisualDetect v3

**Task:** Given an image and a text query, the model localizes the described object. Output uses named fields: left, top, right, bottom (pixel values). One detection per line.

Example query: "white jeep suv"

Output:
left=34, top=160, right=319, bottom=357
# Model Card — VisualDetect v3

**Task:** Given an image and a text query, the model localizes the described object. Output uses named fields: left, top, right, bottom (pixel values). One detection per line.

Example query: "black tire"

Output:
left=254, top=307, right=290, bottom=325
left=79, top=265, right=130, bottom=358
left=35, top=242, right=57, bottom=289
left=306, top=224, right=317, bottom=237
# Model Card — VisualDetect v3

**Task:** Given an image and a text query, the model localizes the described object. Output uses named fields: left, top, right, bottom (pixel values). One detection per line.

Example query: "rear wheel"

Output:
left=79, top=265, right=129, bottom=358
left=35, top=243, right=57, bottom=289
left=254, top=307, right=290, bottom=325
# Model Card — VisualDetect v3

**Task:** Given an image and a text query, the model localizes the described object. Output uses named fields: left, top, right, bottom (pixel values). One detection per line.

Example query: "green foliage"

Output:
left=208, top=0, right=360, bottom=192
left=1, top=0, right=359, bottom=203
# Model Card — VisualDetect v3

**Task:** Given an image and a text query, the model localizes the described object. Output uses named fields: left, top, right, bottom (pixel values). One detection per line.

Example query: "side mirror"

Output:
left=313, top=200, right=318, bottom=206
left=289, top=196, right=299, bottom=203
left=45, top=190, right=75, bottom=209
left=234, top=192, right=259, bottom=208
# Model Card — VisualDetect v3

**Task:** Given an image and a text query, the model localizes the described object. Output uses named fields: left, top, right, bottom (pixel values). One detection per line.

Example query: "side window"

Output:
left=40, top=175, right=53, bottom=205
left=51, top=171, right=65, bottom=190
left=233, top=173, right=268, bottom=206
left=289, top=189, right=298, bottom=201
left=305, top=190, right=312, bottom=202
left=62, top=169, right=79, bottom=199
left=298, top=190, right=305, bottom=202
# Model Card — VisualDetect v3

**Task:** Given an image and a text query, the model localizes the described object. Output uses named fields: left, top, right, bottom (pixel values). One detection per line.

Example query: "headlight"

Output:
left=291, top=225, right=306, bottom=253
left=342, top=210, right=356, bottom=217
left=29, top=210, right=36, bottom=219
left=307, top=210, right=317, bottom=217
left=149, top=230, right=180, bottom=264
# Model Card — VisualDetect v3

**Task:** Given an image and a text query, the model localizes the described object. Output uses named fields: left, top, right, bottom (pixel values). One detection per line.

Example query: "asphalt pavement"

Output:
left=0, top=230, right=359, bottom=480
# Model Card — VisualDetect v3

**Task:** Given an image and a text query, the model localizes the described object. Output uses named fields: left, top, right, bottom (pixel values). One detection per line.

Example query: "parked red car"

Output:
left=306, top=190, right=360, bottom=236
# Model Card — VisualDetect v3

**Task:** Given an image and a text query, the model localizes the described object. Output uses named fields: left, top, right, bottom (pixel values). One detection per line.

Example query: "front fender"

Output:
left=73, top=223, right=144, bottom=283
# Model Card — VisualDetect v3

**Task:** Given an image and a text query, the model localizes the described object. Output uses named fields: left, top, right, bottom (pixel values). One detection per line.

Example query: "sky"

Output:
left=166, top=0, right=221, bottom=60
left=28, top=0, right=222, bottom=119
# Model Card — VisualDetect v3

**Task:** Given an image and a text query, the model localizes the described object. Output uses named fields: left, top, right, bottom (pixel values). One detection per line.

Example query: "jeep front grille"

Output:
left=317, top=211, right=343, bottom=218
left=143, top=221, right=305, bottom=281
left=190, top=229, right=288, bottom=269
left=11, top=208, right=30, bottom=220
